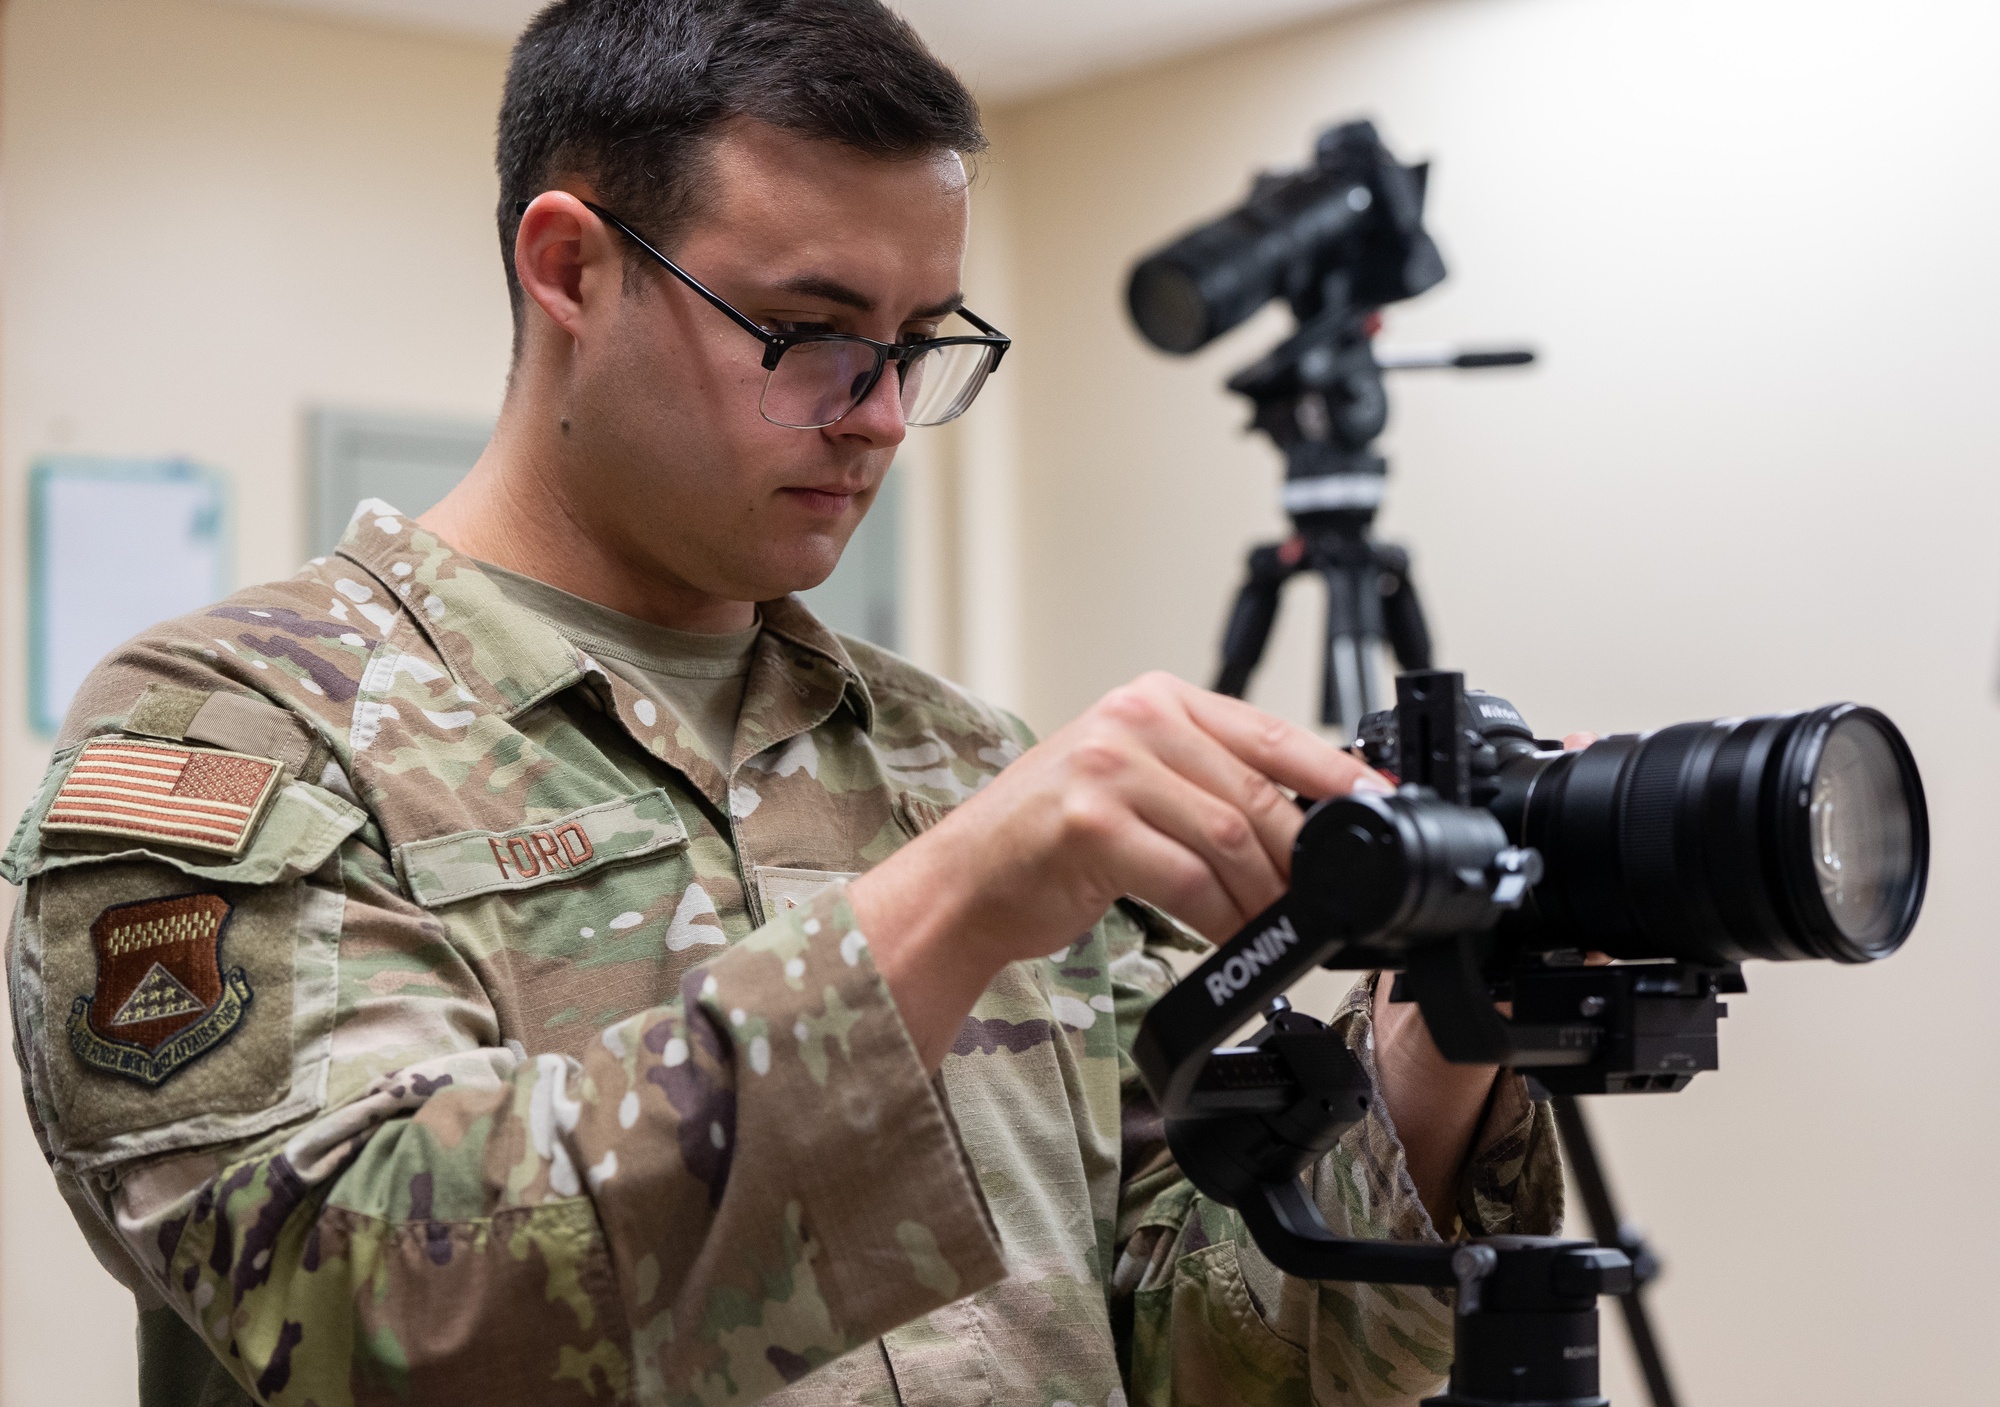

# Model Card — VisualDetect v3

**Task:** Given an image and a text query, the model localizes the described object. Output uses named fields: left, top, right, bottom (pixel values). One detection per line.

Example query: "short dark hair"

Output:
left=496, top=0, right=985, bottom=346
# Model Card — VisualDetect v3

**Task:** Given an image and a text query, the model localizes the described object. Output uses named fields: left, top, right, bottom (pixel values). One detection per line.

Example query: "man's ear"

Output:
left=514, top=191, right=619, bottom=343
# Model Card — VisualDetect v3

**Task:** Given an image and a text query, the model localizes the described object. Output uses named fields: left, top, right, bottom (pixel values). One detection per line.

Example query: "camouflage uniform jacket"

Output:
left=4, top=503, right=1562, bottom=1407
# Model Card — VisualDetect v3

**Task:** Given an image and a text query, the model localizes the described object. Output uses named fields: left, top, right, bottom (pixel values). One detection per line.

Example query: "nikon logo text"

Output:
left=1204, top=916, right=1300, bottom=1005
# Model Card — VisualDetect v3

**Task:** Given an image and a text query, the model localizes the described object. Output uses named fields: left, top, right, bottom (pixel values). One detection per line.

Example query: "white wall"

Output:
left=0, top=2, right=512, bottom=1400
left=974, top=0, right=2000, bottom=1401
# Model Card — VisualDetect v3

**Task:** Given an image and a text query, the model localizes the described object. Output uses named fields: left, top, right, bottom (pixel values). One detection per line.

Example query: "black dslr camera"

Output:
left=1133, top=671, right=1927, bottom=1406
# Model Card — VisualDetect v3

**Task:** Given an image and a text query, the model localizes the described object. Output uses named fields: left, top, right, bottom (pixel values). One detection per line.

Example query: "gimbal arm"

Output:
left=1130, top=881, right=1539, bottom=1291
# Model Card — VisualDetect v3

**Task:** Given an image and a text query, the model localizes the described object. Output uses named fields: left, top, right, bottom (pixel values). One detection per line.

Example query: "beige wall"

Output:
left=4, top=0, right=1996, bottom=1402
left=0, top=2, right=512, bottom=1399
left=975, top=0, right=1999, bottom=1400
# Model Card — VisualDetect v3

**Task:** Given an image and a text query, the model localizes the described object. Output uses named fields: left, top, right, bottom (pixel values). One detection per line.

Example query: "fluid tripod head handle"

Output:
left=1374, top=347, right=1537, bottom=370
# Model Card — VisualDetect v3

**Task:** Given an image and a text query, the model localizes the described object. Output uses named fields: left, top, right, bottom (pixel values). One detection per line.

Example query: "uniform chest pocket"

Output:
left=393, top=789, right=689, bottom=908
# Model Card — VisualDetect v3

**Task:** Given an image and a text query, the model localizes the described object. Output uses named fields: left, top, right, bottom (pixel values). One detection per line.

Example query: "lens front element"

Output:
left=1805, top=714, right=1919, bottom=953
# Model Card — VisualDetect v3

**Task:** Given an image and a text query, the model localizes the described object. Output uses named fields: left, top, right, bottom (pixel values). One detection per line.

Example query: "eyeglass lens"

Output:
left=760, top=335, right=999, bottom=430
left=902, top=341, right=998, bottom=427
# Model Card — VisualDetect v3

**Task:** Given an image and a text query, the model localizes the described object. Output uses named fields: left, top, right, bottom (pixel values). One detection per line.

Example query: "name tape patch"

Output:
left=45, top=740, right=283, bottom=857
left=397, top=790, right=689, bottom=907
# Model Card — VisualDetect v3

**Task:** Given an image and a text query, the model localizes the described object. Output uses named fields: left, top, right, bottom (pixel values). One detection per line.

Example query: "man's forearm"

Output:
left=847, top=821, right=1021, bottom=1070
left=1369, top=975, right=1500, bottom=1235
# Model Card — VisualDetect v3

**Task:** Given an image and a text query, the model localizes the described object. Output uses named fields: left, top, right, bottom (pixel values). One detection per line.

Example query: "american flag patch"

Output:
left=45, top=740, right=283, bottom=856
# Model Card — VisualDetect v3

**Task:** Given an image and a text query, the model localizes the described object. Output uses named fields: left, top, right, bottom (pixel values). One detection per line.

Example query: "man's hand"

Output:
left=849, top=672, right=1389, bottom=1069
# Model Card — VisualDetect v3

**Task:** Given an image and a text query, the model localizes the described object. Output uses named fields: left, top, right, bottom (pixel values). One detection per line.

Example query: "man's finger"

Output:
left=1117, top=751, right=1288, bottom=920
left=1169, top=677, right=1390, bottom=800
left=1104, top=687, right=1312, bottom=874
left=1099, top=814, right=1258, bottom=941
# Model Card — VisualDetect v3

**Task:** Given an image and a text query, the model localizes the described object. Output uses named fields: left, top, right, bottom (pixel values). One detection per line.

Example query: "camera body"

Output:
left=1129, top=120, right=1450, bottom=505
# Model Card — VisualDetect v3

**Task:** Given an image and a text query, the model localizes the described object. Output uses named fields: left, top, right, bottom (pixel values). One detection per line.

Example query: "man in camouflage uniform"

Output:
left=4, top=2, right=1561, bottom=1404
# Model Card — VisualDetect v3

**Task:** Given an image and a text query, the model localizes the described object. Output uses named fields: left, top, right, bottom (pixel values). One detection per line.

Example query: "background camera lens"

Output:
left=1127, top=258, right=1213, bottom=354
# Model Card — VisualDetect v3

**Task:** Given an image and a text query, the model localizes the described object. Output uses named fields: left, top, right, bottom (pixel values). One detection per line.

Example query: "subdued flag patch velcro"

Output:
left=44, top=740, right=283, bottom=857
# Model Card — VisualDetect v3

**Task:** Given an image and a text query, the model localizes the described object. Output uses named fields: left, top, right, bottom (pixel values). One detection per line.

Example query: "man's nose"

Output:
left=828, top=361, right=908, bottom=449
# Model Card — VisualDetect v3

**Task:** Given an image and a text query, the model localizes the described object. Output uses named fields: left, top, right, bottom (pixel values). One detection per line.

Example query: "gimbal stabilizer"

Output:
left=1129, top=673, right=1766, bottom=1406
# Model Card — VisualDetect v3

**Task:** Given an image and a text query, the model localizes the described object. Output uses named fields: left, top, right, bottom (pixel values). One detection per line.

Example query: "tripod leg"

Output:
left=1215, top=543, right=1292, bottom=699
left=1352, top=550, right=1391, bottom=725
left=1376, top=545, right=1435, bottom=671
left=1553, top=1095, right=1681, bottom=1407
left=1318, top=563, right=1369, bottom=736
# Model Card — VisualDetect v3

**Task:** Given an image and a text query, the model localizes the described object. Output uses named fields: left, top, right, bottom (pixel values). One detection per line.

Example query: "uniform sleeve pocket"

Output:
left=12, top=777, right=358, bottom=1167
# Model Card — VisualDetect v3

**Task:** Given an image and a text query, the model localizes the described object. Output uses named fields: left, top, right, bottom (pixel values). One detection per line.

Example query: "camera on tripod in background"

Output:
left=1128, top=119, right=1529, bottom=735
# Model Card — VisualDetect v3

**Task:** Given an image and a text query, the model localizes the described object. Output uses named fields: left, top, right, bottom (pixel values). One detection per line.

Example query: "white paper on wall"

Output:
left=30, top=458, right=229, bottom=734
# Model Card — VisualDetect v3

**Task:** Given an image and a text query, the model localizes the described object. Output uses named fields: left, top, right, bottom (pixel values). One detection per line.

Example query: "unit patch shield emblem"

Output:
left=67, top=893, right=252, bottom=1087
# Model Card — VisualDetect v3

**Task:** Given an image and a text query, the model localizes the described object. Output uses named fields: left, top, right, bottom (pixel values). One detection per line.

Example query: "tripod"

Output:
left=1215, top=512, right=1429, bottom=738
left=1211, top=313, right=1529, bottom=735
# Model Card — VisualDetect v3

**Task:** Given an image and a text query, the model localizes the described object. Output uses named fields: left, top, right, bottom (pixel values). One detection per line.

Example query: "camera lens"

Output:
left=1128, top=258, right=1213, bottom=354
left=1500, top=705, right=1927, bottom=965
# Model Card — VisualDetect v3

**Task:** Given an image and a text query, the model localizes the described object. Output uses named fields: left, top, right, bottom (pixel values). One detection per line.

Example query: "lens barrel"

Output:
left=1493, top=706, right=1927, bottom=964
left=1128, top=172, right=1377, bottom=354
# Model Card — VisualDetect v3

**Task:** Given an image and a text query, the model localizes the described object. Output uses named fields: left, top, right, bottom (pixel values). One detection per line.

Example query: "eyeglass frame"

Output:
left=510, top=197, right=1011, bottom=428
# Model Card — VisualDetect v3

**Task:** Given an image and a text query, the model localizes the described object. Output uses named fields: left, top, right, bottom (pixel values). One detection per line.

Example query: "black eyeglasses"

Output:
left=516, top=198, right=1010, bottom=430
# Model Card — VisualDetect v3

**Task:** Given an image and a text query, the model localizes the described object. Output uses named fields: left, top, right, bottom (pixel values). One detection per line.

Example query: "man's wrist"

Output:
left=848, top=835, right=1012, bottom=1070
left=1369, top=974, right=1502, bottom=1232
